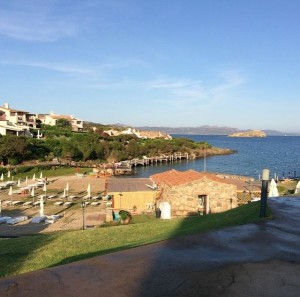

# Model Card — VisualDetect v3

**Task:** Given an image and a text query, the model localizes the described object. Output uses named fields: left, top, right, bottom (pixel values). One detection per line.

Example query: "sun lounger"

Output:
left=23, top=201, right=33, bottom=207
left=68, top=195, right=77, bottom=201
left=6, top=216, right=28, bottom=225
left=12, top=190, right=22, bottom=194
left=31, top=216, right=47, bottom=224
left=5, top=181, right=15, bottom=186
left=45, top=215, right=60, bottom=224
left=75, top=173, right=84, bottom=178
left=3, top=200, right=12, bottom=206
left=92, top=196, right=100, bottom=200
left=91, top=202, right=100, bottom=206
left=54, top=201, right=64, bottom=206
left=63, top=202, right=73, bottom=206
left=0, top=217, right=11, bottom=224
left=82, top=195, right=91, bottom=201
left=11, top=201, right=23, bottom=206
left=47, top=194, right=57, bottom=200
left=33, top=201, right=41, bottom=206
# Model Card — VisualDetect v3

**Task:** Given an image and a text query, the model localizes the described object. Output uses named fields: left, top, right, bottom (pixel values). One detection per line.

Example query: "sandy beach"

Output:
left=0, top=175, right=108, bottom=237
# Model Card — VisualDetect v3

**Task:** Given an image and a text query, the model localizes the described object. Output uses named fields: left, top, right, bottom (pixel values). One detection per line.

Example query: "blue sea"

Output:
left=134, top=135, right=300, bottom=180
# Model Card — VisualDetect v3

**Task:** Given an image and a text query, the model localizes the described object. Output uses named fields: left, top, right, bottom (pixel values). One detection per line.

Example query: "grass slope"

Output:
left=0, top=202, right=270, bottom=278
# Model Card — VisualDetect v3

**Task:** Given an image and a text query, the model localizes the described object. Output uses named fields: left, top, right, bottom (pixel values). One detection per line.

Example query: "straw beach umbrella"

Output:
left=8, top=186, right=13, bottom=196
left=25, top=176, right=28, bottom=184
left=32, top=173, right=36, bottom=181
left=17, top=179, right=21, bottom=187
left=7, top=171, right=11, bottom=179
left=40, top=172, right=43, bottom=179
left=0, top=173, right=3, bottom=181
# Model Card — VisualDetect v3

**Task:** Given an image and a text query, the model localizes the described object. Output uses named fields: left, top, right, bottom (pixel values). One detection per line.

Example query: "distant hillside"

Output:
left=84, top=122, right=299, bottom=136
left=136, top=126, right=300, bottom=136
left=136, top=126, right=240, bottom=135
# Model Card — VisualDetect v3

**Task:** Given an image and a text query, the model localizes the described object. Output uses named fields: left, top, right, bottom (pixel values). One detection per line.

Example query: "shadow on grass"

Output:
left=0, top=201, right=271, bottom=282
left=0, top=207, right=57, bottom=278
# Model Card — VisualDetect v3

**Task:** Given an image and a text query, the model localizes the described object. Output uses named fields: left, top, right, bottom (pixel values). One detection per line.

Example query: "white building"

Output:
left=0, top=103, right=36, bottom=136
left=39, top=112, right=84, bottom=132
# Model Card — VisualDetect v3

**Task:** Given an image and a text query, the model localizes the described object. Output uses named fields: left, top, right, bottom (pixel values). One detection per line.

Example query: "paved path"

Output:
left=1, top=197, right=300, bottom=297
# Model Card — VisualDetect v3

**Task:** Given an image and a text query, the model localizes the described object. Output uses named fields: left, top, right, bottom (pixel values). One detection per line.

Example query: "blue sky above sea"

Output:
left=0, top=0, right=299, bottom=133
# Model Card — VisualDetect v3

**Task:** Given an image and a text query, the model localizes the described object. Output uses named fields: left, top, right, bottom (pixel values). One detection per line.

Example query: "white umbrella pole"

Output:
left=40, top=196, right=44, bottom=217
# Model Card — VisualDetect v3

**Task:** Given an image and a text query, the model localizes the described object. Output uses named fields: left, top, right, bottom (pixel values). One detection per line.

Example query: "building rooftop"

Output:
left=150, top=169, right=260, bottom=191
left=108, top=178, right=156, bottom=192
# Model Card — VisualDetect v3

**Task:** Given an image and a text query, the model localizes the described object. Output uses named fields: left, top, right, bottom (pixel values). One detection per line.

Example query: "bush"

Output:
left=8, top=157, right=22, bottom=165
left=0, top=168, right=7, bottom=175
left=15, top=166, right=32, bottom=174
left=119, top=210, right=132, bottom=221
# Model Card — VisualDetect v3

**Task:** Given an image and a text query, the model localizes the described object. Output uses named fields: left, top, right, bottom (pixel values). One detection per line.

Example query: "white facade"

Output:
left=0, top=103, right=36, bottom=136
left=39, top=112, right=84, bottom=132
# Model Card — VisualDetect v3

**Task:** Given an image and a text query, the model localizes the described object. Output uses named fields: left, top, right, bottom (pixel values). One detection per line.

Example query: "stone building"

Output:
left=150, top=169, right=238, bottom=217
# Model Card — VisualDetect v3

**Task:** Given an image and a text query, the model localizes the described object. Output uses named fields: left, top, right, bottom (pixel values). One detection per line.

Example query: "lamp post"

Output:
left=81, top=201, right=86, bottom=230
left=260, top=169, right=269, bottom=217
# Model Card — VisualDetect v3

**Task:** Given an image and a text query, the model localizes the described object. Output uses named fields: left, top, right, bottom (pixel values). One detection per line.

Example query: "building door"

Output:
left=198, top=195, right=209, bottom=214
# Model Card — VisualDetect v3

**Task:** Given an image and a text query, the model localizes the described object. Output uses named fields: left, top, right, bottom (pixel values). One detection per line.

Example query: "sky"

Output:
left=0, top=0, right=300, bottom=133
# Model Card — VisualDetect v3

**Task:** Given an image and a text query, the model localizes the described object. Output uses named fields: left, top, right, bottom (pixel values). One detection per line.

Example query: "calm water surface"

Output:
left=134, top=135, right=300, bottom=179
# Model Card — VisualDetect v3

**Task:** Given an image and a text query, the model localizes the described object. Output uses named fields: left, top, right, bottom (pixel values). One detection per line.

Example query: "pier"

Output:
left=114, top=153, right=190, bottom=175
left=129, top=152, right=190, bottom=167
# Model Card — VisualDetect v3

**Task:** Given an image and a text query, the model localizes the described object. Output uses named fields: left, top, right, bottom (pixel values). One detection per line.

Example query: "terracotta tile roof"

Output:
left=0, top=106, right=29, bottom=114
left=150, top=169, right=251, bottom=189
left=151, top=169, right=216, bottom=187
left=50, top=115, right=73, bottom=120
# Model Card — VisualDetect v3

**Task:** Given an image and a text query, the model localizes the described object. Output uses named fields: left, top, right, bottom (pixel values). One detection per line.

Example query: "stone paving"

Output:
left=1, top=197, right=300, bottom=297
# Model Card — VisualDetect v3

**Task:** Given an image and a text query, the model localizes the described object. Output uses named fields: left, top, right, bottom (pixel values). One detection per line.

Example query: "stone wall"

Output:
left=157, top=177, right=237, bottom=217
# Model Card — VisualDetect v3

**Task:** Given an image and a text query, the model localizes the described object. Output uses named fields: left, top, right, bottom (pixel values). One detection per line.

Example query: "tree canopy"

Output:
left=0, top=126, right=211, bottom=165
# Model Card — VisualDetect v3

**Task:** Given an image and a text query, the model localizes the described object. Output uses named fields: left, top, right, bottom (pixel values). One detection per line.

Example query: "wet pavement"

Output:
left=1, top=197, right=300, bottom=297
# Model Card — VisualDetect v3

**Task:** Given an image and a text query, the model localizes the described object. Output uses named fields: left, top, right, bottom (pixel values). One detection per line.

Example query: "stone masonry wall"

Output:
left=158, top=178, right=237, bottom=217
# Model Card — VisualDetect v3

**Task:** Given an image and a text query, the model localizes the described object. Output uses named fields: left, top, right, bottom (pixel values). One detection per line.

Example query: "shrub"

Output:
left=119, top=210, right=132, bottom=221
left=15, top=166, right=32, bottom=174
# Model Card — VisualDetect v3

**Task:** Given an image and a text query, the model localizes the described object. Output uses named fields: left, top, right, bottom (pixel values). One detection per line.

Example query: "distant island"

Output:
left=228, top=130, right=267, bottom=138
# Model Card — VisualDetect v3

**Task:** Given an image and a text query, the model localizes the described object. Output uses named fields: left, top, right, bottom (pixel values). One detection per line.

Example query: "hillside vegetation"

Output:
left=0, top=125, right=212, bottom=167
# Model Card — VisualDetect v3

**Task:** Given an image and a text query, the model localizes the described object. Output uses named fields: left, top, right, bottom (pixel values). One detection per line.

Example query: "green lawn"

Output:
left=0, top=202, right=271, bottom=278
left=6, top=167, right=93, bottom=180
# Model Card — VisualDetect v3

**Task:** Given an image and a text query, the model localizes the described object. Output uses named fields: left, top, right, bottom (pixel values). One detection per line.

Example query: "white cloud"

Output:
left=210, top=70, right=245, bottom=102
left=0, top=4, right=77, bottom=42
left=0, top=60, right=91, bottom=74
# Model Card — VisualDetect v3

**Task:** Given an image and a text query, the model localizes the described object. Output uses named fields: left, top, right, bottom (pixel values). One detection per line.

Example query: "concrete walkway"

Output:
left=1, top=197, right=300, bottom=297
